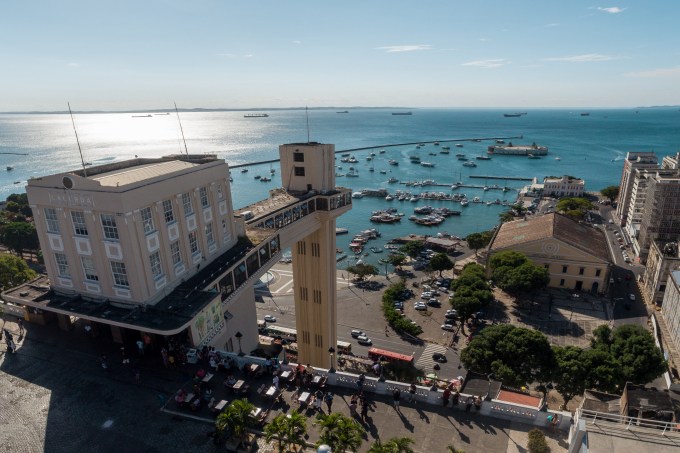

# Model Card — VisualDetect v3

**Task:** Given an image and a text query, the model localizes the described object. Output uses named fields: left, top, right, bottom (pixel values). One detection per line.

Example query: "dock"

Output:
left=469, top=175, right=532, bottom=181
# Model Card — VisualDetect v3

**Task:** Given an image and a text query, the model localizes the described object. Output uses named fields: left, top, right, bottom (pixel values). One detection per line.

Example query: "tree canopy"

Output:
left=1, top=222, right=39, bottom=256
left=460, top=324, right=554, bottom=387
left=346, top=263, right=378, bottom=281
left=449, top=263, right=493, bottom=330
left=555, top=197, right=595, bottom=220
left=465, top=231, right=493, bottom=255
left=386, top=253, right=407, bottom=270
left=315, top=412, right=365, bottom=453
left=428, top=252, right=453, bottom=277
left=0, top=254, right=37, bottom=291
left=488, top=250, right=549, bottom=295
left=600, top=185, right=620, bottom=202
left=399, top=240, right=425, bottom=259
left=551, top=346, right=589, bottom=407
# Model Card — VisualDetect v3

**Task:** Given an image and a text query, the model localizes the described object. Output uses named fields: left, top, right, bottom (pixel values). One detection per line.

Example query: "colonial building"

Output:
left=542, top=175, right=585, bottom=198
left=2, top=144, right=352, bottom=367
left=487, top=213, right=611, bottom=293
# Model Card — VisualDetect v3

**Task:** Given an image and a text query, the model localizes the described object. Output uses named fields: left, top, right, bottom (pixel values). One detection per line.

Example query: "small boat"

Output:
left=260, top=176, right=271, bottom=182
left=476, top=155, right=491, bottom=160
left=379, top=149, right=386, bottom=154
left=504, top=113, right=522, bottom=117
left=254, top=175, right=261, bottom=180
left=241, top=168, right=249, bottom=173
left=388, top=177, right=399, bottom=183
left=336, top=111, right=349, bottom=113
left=460, top=199, right=469, bottom=207
left=580, top=112, right=590, bottom=116
left=352, top=192, right=365, bottom=198
left=555, top=157, right=561, bottom=161
left=392, top=112, right=412, bottom=115
left=369, top=247, right=383, bottom=254
left=244, top=113, right=269, bottom=117
left=368, top=167, right=375, bottom=172
left=421, top=162, right=435, bottom=168
left=463, top=161, right=477, bottom=167
left=6, top=166, right=13, bottom=171
left=13, top=181, right=21, bottom=184
left=455, top=144, right=463, bottom=148
left=434, top=141, right=440, bottom=146
left=495, top=139, right=505, bottom=144
left=385, top=195, right=394, bottom=201
left=336, top=228, right=349, bottom=235
left=380, top=170, right=387, bottom=174
left=388, top=160, right=399, bottom=166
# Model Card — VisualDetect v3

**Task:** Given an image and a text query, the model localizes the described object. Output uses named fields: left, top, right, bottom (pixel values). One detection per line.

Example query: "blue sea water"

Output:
left=1, top=108, right=679, bottom=266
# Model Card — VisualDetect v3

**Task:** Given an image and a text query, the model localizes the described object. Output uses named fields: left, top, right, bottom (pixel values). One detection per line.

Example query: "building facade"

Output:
left=643, top=241, right=680, bottom=307
left=662, top=271, right=680, bottom=357
left=487, top=213, right=611, bottom=293
left=542, top=175, right=585, bottom=198
left=637, top=174, right=680, bottom=261
left=616, top=152, right=659, bottom=227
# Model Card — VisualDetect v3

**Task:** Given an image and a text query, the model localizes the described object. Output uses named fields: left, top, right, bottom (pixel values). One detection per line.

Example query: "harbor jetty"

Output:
left=468, top=175, right=533, bottom=181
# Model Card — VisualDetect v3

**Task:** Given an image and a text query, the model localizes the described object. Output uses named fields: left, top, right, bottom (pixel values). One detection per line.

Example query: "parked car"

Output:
left=445, top=313, right=457, bottom=320
left=427, top=299, right=441, bottom=307
left=351, top=329, right=365, bottom=338
left=441, top=324, right=455, bottom=331
left=264, top=315, right=277, bottom=323
left=445, top=309, right=458, bottom=316
left=414, top=303, right=428, bottom=311
left=357, top=335, right=372, bottom=346
left=432, top=352, right=447, bottom=363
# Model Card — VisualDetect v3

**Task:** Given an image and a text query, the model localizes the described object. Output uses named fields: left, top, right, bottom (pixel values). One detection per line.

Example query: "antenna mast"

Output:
left=175, top=102, right=189, bottom=155
left=305, top=105, right=310, bottom=143
left=68, top=102, right=88, bottom=177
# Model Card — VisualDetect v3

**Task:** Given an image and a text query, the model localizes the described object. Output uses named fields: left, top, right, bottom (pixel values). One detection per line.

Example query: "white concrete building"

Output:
left=542, top=175, right=584, bottom=198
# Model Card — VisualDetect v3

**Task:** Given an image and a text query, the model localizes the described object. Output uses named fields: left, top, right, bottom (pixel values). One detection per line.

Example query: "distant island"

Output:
left=0, top=106, right=416, bottom=115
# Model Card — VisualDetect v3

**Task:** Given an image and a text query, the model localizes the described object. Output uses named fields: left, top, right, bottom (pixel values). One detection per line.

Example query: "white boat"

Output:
left=380, top=170, right=387, bottom=174
left=420, top=162, right=434, bottom=167
left=388, top=177, right=399, bottom=183
left=241, top=168, right=248, bottom=173
left=385, top=195, right=394, bottom=201
left=463, top=161, right=477, bottom=167
left=555, top=157, right=561, bottom=161
left=455, top=144, right=463, bottom=148
left=460, top=199, right=469, bottom=207
left=379, top=149, right=386, bottom=154
left=352, top=192, right=365, bottom=198
left=388, top=160, right=399, bottom=166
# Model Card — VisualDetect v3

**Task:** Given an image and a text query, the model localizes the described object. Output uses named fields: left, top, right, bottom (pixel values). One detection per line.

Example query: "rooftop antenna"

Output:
left=305, top=105, right=310, bottom=143
left=68, top=102, right=88, bottom=177
left=174, top=102, right=189, bottom=156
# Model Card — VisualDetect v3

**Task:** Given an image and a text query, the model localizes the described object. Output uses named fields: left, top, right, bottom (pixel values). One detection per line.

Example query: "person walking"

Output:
left=17, top=318, right=24, bottom=336
left=324, top=392, right=334, bottom=412
left=392, top=388, right=401, bottom=411
left=442, top=387, right=451, bottom=407
left=136, top=339, right=144, bottom=357
left=408, top=382, right=417, bottom=403
left=360, top=398, right=369, bottom=421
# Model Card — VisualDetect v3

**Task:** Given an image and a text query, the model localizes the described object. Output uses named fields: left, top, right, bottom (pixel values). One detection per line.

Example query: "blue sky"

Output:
left=1, top=1, right=679, bottom=110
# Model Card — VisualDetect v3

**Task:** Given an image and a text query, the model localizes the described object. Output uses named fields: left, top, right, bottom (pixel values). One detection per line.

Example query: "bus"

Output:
left=266, top=325, right=298, bottom=342
left=368, top=347, right=414, bottom=366
left=336, top=341, right=352, bottom=355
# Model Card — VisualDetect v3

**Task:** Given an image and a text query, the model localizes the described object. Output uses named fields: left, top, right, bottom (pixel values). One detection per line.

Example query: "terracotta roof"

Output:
left=489, top=213, right=609, bottom=262
left=496, top=390, right=542, bottom=408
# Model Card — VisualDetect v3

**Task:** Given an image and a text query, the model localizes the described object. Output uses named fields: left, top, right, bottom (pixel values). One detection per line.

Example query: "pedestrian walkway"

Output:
left=415, top=343, right=447, bottom=371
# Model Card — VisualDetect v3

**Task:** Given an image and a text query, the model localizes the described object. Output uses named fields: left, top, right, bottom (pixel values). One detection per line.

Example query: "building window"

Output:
left=81, top=257, right=98, bottom=281
left=188, top=231, right=199, bottom=255
left=199, top=187, right=210, bottom=208
left=149, top=251, right=162, bottom=278
left=140, top=207, right=155, bottom=234
left=71, top=211, right=88, bottom=236
left=55, top=253, right=70, bottom=277
left=660, top=284, right=666, bottom=292
left=45, top=208, right=60, bottom=234
left=579, top=267, right=585, bottom=276
left=101, top=214, right=119, bottom=240
left=182, top=192, right=193, bottom=216
left=110, top=261, right=129, bottom=287
left=562, top=265, right=568, bottom=273
left=162, top=200, right=175, bottom=223
left=595, top=269, right=601, bottom=277
left=559, top=279, right=565, bottom=286
left=170, top=241, right=182, bottom=265
left=205, top=222, right=215, bottom=244
left=294, top=166, right=306, bottom=177
left=293, top=152, right=304, bottom=162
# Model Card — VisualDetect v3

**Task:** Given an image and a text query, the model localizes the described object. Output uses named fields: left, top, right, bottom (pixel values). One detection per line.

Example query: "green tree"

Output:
left=465, top=231, right=493, bottom=256
left=590, top=324, right=667, bottom=390
left=368, top=437, right=415, bottom=453
left=315, top=412, right=365, bottom=453
left=386, top=253, right=407, bottom=271
left=555, top=197, right=594, bottom=220
left=215, top=399, right=257, bottom=448
left=460, top=324, right=554, bottom=388
left=0, top=254, right=37, bottom=291
left=489, top=250, right=549, bottom=296
left=264, top=410, right=307, bottom=453
left=346, top=263, right=378, bottom=282
left=600, top=185, right=620, bottom=203
left=429, top=253, right=453, bottom=277
left=527, top=428, right=549, bottom=453
left=1, top=222, right=39, bottom=256
left=552, top=346, right=588, bottom=408
left=399, top=240, right=425, bottom=259
left=446, top=448, right=465, bottom=453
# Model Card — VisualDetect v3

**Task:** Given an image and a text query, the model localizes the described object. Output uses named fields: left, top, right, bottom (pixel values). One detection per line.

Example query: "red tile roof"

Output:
left=496, top=390, right=542, bottom=408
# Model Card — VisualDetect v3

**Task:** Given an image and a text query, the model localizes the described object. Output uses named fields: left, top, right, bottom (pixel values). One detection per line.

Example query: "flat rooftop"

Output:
left=91, top=160, right=199, bottom=187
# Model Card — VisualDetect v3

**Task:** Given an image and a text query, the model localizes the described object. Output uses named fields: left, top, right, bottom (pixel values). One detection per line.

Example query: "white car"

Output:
left=350, top=329, right=365, bottom=338
left=264, top=315, right=277, bottom=323
left=357, top=335, right=372, bottom=345
left=441, top=324, right=456, bottom=331
left=420, top=292, right=432, bottom=299
left=414, top=302, right=428, bottom=311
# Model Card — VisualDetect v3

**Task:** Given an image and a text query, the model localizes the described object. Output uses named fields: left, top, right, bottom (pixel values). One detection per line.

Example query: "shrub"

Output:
left=527, top=428, right=549, bottom=453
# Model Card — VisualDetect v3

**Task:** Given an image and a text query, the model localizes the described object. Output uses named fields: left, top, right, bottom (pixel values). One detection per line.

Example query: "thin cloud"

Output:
left=67, top=62, right=80, bottom=67
left=244, top=54, right=253, bottom=58
left=597, top=6, right=626, bottom=14
left=624, top=66, right=680, bottom=78
left=479, top=38, right=490, bottom=42
left=545, top=53, right=616, bottom=62
left=545, top=23, right=559, bottom=27
left=375, top=45, right=432, bottom=53
left=461, top=59, right=507, bottom=68
left=292, top=40, right=301, bottom=44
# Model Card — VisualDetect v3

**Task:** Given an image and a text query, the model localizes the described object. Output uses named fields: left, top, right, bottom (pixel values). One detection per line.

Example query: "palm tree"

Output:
left=315, top=412, right=365, bottom=453
left=216, top=398, right=256, bottom=448
left=368, top=437, right=415, bottom=453
left=265, top=410, right=308, bottom=452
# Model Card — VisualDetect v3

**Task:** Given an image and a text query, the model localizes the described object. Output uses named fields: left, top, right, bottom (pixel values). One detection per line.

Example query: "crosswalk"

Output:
left=256, top=268, right=356, bottom=295
left=415, top=343, right=448, bottom=371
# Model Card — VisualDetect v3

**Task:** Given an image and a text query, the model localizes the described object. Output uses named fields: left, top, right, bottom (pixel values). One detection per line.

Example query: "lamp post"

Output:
left=328, top=347, right=336, bottom=373
left=235, top=331, right=243, bottom=356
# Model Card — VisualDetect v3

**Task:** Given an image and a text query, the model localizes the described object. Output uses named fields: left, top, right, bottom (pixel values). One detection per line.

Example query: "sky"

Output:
left=1, top=1, right=679, bottom=111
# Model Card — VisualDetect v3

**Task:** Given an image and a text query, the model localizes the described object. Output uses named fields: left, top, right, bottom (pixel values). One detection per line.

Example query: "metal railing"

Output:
left=578, top=408, right=680, bottom=439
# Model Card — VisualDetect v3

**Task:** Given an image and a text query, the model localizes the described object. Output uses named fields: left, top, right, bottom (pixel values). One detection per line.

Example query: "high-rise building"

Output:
left=643, top=240, right=680, bottom=306
left=616, top=152, right=658, bottom=227
left=637, top=173, right=680, bottom=261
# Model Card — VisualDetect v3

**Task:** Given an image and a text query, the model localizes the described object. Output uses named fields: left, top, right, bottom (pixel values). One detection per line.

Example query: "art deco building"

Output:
left=2, top=145, right=351, bottom=366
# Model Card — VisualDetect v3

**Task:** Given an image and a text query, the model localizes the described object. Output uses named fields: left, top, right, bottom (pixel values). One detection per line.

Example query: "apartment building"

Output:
left=616, top=152, right=658, bottom=227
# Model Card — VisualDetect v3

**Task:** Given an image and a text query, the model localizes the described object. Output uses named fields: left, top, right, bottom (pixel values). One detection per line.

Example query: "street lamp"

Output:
left=328, top=347, right=336, bottom=373
left=235, top=331, right=243, bottom=356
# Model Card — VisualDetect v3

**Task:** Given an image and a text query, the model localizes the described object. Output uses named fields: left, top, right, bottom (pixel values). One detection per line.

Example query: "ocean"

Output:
left=2, top=108, right=679, bottom=266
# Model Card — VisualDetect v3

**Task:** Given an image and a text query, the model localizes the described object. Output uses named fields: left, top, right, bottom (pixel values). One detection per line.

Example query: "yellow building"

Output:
left=487, top=213, right=611, bottom=293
